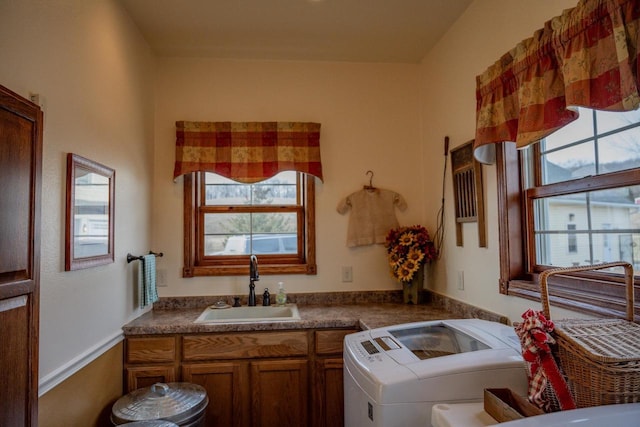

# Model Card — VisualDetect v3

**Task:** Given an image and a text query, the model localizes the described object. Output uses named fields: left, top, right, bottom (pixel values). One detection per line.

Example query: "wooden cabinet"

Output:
left=183, top=361, right=249, bottom=427
left=312, top=329, right=356, bottom=427
left=0, top=84, right=43, bottom=427
left=251, top=359, right=309, bottom=427
left=126, top=365, right=176, bottom=391
left=124, top=336, right=177, bottom=392
left=183, top=331, right=308, bottom=361
left=124, top=328, right=357, bottom=427
left=314, top=358, right=345, bottom=427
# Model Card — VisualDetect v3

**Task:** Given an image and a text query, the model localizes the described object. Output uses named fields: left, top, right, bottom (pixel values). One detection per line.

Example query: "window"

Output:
left=183, top=171, right=317, bottom=276
left=567, top=224, right=577, bottom=254
left=496, top=107, right=640, bottom=318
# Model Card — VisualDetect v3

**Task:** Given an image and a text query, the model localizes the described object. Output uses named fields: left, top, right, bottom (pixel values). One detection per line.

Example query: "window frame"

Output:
left=496, top=142, right=640, bottom=319
left=183, top=171, right=317, bottom=277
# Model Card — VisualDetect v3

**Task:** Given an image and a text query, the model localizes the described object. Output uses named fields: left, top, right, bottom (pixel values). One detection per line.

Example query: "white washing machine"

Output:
left=343, top=319, right=528, bottom=427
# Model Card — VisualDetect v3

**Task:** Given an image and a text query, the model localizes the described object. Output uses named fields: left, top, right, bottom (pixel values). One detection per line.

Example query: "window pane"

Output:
left=538, top=108, right=640, bottom=185
left=205, top=171, right=297, bottom=206
left=533, top=194, right=588, bottom=233
left=251, top=182, right=297, bottom=205
left=206, top=233, right=299, bottom=256
left=535, top=232, right=591, bottom=266
left=205, top=174, right=251, bottom=205
left=252, top=212, right=297, bottom=233
left=544, top=107, right=594, bottom=150
left=596, top=108, right=640, bottom=133
left=204, top=213, right=251, bottom=234
left=251, top=234, right=297, bottom=254
left=598, top=127, right=640, bottom=174
left=206, top=234, right=241, bottom=255
left=204, top=212, right=298, bottom=255
left=533, top=185, right=640, bottom=269
left=541, top=141, right=595, bottom=184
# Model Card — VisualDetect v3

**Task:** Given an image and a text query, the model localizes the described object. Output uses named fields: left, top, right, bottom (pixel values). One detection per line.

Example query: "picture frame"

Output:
left=64, top=153, right=115, bottom=271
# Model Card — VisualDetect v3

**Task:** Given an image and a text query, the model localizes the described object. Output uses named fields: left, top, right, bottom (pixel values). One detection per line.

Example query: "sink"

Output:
left=194, top=304, right=301, bottom=323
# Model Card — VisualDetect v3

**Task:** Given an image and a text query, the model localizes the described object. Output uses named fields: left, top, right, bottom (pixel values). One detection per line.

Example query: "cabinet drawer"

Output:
left=183, top=331, right=309, bottom=361
left=126, top=336, right=176, bottom=364
left=126, top=366, right=176, bottom=392
left=315, top=329, right=357, bottom=355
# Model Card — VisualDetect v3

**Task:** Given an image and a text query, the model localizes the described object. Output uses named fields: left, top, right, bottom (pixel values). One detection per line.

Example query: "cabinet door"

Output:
left=0, top=85, right=43, bottom=427
left=250, top=359, right=308, bottom=427
left=314, top=358, right=345, bottom=427
left=126, top=366, right=176, bottom=392
left=183, top=362, right=249, bottom=427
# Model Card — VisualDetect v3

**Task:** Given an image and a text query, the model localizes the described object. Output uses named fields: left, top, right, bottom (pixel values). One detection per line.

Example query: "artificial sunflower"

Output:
left=384, top=225, right=437, bottom=283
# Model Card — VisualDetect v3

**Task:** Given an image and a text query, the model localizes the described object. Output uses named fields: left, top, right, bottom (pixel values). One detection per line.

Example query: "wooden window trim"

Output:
left=183, top=172, right=317, bottom=277
left=496, top=142, right=640, bottom=319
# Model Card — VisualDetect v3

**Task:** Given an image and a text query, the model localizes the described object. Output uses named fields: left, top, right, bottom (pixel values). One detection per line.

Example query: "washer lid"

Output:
left=111, top=382, right=208, bottom=424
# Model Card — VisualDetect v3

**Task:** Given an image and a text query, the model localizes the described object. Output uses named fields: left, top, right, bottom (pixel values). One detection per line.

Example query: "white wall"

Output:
left=153, top=59, right=423, bottom=296
left=0, top=0, right=155, bottom=392
left=419, top=0, right=586, bottom=322
left=0, top=0, right=593, bottom=395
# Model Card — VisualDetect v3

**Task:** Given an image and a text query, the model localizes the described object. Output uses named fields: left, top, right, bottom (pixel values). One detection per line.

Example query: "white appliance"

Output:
left=343, top=319, right=528, bottom=427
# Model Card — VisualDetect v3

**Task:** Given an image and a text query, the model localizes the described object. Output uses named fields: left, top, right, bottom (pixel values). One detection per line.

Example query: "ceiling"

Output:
left=118, top=0, right=473, bottom=63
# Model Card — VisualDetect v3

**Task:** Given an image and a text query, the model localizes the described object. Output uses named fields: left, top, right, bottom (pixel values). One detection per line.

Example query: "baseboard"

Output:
left=38, top=330, right=124, bottom=396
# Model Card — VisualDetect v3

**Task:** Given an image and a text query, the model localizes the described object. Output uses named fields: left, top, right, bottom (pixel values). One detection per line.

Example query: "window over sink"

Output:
left=183, top=171, right=317, bottom=276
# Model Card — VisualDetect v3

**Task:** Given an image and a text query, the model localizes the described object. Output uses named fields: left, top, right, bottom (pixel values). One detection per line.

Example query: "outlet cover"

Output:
left=341, top=266, right=353, bottom=282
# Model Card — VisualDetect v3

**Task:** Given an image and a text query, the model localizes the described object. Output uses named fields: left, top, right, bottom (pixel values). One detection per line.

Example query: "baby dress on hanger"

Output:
left=336, top=188, right=407, bottom=247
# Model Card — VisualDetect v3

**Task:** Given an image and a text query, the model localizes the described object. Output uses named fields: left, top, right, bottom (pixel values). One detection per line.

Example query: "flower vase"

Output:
left=402, top=265, right=424, bottom=304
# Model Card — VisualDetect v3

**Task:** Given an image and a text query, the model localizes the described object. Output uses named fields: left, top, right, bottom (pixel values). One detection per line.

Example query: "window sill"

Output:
left=507, top=279, right=638, bottom=320
left=184, top=263, right=316, bottom=277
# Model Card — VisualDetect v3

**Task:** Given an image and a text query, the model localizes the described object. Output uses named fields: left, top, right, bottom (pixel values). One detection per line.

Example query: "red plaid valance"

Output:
left=474, top=0, right=640, bottom=163
left=174, top=121, right=323, bottom=183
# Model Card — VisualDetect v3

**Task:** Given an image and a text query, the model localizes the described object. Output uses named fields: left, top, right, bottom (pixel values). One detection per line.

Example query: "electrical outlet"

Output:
left=457, top=270, right=464, bottom=290
left=341, top=266, right=353, bottom=282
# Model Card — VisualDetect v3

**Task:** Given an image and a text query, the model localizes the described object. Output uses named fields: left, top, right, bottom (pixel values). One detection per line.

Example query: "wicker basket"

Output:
left=540, top=261, right=640, bottom=408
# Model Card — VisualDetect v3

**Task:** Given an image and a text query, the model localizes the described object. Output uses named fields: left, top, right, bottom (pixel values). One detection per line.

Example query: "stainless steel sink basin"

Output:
left=194, top=304, right=300, bottom=323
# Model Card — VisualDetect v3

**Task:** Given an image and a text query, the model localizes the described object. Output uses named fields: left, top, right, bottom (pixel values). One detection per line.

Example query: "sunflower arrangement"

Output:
left=385, top=225, right=437, bottom=283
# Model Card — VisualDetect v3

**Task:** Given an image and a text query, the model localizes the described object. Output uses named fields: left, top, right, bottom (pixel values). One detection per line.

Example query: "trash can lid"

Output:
left=120, top=421, right=178, bottom=427
left=111, top=383, right=208, bottom=425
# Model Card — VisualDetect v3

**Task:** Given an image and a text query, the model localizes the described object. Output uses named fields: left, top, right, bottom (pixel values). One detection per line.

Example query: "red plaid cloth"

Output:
left=474, top=0, right=640, bottom=157
left=174, top=121, right=323, bottom=183
left=515, top=309, right=576, bottom=411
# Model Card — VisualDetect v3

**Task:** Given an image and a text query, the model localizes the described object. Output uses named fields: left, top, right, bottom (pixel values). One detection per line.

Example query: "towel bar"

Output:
left=126, top=251, right=163, bottom=263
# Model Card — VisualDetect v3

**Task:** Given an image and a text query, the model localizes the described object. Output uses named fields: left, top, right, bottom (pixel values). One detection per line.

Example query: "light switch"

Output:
left=342, top=266, right=353, bottom=282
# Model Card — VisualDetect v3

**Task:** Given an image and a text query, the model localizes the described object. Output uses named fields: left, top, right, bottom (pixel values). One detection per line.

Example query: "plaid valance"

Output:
left=174, top=121, right=323, bottom=183
left=474, top=0, right=640, bottom=163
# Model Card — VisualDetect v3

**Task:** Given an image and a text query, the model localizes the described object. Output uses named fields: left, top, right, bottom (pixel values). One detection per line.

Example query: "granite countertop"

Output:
left=122, top=303, right=458, bottom=335
left=122, top=291, right=507, bottom=335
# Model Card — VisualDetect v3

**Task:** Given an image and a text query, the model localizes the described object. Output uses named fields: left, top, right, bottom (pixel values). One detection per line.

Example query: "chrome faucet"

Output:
left=248, top=255, right=259, bottom=306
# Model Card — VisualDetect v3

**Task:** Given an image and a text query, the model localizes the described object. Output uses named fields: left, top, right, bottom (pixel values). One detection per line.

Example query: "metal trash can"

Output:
left=120, top=422, right=178, bottom=427
left=111, top=383, right=208, bottom=427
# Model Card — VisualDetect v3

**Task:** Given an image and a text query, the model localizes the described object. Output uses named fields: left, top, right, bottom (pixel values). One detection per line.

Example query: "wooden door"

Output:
left=183, top=361, right=250, bottom=427
left=251, top=359, right=309, bottom=427
left=314, top=358, right=345, bottom=427
left=0, top=84, right=43, bottom=427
